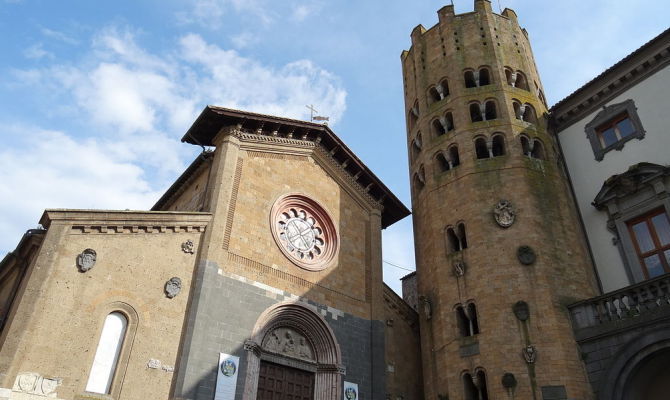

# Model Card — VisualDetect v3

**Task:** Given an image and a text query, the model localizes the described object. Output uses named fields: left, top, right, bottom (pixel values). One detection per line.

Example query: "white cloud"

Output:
left=23, top=43, right=53, bottom=60
left=3, top=26, right=347, bottom=254
left=40, top=27, right=79, bottom=45
left=231, top=32, right=257, bottom=49
left=0, top=126, right=160, bottom=254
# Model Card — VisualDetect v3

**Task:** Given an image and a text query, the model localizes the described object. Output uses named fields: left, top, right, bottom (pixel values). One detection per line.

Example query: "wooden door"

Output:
left=257, top=361, right=314, bottom=400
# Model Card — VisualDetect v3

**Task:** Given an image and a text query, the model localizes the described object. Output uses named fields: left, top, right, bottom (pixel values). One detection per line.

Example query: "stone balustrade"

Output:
left=569, top=274, right=670, bottom=331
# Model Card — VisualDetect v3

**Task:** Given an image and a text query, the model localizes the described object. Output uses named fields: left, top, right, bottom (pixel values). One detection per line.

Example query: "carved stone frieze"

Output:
left=261, top=327, right=315, bottom=362
left=493, top=200, right=516, bottom=228
left=164, top=277, right=182, bottom=298
left=13, top=372, right=62, bottom=397
left=76, top=249, right=97, bottom=272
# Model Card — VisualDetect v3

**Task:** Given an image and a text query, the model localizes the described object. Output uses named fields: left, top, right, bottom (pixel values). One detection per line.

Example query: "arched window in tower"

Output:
left=478, top=67, right=491, bottom=86
left=432, top=119, right=446, bottom=137
left=504, top=67, right=514, bottom=86
left=413, top=165, right=426, bottom=192
left=439, top=78, right=450, bottom=98
left=86, top=312, right=128, bottom=394
left=484, top=100, right=497, bottom=120
left=469, top=103, right=483, bottom=122
left=428, top=86, right=441, bottom=103
left=475, top=369, right=490, bottom=400
left=411, top=132, right=422, bottom=162
left=520, top=135, right=531, bottom=156
left=531, top=139, right=545, bottom=160
left=443, top=112, right=455, bottom=132
left=408, top=101, right=419, bottom=131
left=522, top=103, right=537, bottom=124
left=512, top=100, right=523, bottom=120
left=448, top=145, right=460, bottom=167
left=475, top=137, right=489, bottom=159
left=515, top=71, right=529, bottom=91
left=463, top=372, right=479, bottom=400
left=464, top=70, right=477, bottom=88
left=455, top=302, right=479, bottom=337
left=491, top=134, right=505, bottom=157
left=435, top=152, right=450, bottom=173
left=446, top=227, right=461, bottom=253
left=457, top=222, right=468, bottom=249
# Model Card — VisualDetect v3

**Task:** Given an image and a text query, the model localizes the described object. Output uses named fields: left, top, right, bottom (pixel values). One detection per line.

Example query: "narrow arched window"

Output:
left=522, top=103, right=537, bottom=124
left=516, top=71, right=529, bottom=91
left=446, top=227, right=461, bottom=253
left=520, top=136, right=531, bottom=156
left=475, top=370, right=490, bottom=400
left=433, top=119, right=446, bottom=136
left=435, top=152, right=450, bottom=173
left=444, top=112, right=455, bottom=132
left=484, top=100, right=497, bottom=120
left=464, top=70, right=477, bottom=88
left=86, top=312, right=128, bottom=394
left=470, top=103, right=483, bottom=122
left=492, top=135, right=505, bottom=157
left=513, top=100, right=523, bottom=120
left=478, top=68, right=491, bottom=86
left=504, top=68, right=514, bottom=86
left=408, top=101, right=419, bottom=131
left=413, top=173, right=424, bottom=191
left=449, top=145, right=460, bottom=167
left=428, top=86, right=441, bottom=103
left=475, top=137, right=489, bottom=160
left=463, top=370, right=489, bottom=400
left=457, top=223, right=468, bottom=249
left=439, top=79, right=450, bottom=97
left=531, top=139, right=545, bottom=160
left=463, top=373, right=479, bottom=400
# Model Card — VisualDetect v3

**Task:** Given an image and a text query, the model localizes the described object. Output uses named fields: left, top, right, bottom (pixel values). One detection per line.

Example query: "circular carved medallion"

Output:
left=271, top=194, right=338, bottom=271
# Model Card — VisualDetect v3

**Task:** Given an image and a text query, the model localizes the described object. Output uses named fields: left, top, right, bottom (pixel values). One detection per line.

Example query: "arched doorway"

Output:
left=599, top=324, right=670, bottom=400
left=242, top=301, right=344, bottom=400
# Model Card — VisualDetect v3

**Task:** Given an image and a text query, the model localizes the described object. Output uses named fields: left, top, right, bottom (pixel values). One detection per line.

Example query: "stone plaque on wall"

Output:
left=214, top=353, right=240, bottom=400
left=344, top=381, right=359, bottom=400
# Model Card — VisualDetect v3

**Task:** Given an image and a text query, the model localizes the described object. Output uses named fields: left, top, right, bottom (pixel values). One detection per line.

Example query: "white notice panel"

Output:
left=343, top=381, right=359, bottom=400
left=214, top=353, right=240, bottom=400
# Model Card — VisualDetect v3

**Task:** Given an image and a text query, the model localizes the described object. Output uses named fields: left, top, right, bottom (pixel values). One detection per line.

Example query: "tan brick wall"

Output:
left=0, top=212, right=210, bottom=400
left=402, top=3, right=598, bottom=399
left=383, top=285, right=423, bottom=400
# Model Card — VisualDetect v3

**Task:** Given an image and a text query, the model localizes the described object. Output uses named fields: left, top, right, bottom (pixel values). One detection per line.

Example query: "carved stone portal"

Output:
left=261, top=327, right=315, bottom=361
left=13, top=372, right=62, bottom=396
left=493, top=200, right=516, bottom=228
left=76, top=248, right=97, bottom=272
left=165, top=277, right=182, bottom=298
left=181, top=239, right=195, bottom=254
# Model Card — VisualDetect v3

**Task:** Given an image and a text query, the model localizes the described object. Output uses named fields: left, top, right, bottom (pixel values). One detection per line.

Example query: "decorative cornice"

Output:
left=551, top=28, right=670, bottom=132
left=40, top=209, right=212, bottom=231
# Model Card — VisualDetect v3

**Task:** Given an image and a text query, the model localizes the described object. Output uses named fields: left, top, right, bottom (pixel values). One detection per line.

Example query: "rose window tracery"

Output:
left=271, top=194, right=338, bottom=271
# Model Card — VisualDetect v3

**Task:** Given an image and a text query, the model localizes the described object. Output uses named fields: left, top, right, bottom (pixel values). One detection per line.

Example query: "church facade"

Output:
left=1, top=1, right=669, bottom=400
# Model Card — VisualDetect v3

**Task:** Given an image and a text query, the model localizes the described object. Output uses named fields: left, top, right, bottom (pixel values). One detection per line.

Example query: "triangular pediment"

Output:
left=592, top=163, right=670, bottom=209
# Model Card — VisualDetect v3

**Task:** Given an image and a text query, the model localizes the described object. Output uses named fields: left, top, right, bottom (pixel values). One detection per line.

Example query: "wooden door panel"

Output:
left=257, top=361, right=314, bottom=400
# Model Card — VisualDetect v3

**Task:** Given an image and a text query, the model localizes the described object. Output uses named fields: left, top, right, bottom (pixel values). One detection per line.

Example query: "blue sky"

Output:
left=1, top=0, right=668, bottom=294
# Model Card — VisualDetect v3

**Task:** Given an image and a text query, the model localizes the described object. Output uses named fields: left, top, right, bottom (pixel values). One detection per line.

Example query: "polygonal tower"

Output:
left=401, top=1, right=599, bottom=399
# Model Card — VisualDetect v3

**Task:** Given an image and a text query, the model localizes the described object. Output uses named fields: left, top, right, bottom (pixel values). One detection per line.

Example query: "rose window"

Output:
left=271, top=194, right=338, bottom=271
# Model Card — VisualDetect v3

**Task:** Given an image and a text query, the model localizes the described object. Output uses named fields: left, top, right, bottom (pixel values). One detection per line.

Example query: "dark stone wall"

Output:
left=173, top=260, right=383, bottom=400
left=574, top=310, right=670, bottom=398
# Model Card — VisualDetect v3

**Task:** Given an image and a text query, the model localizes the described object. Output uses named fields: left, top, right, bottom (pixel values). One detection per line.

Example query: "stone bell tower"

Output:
left=401, top=1, right=599, bottom=399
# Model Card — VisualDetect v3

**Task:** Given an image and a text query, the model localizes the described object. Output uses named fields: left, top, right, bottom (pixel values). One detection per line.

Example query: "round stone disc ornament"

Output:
left=517, top=245, right=537, bottom=265
left=270, top=194, right=338, bottom=271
